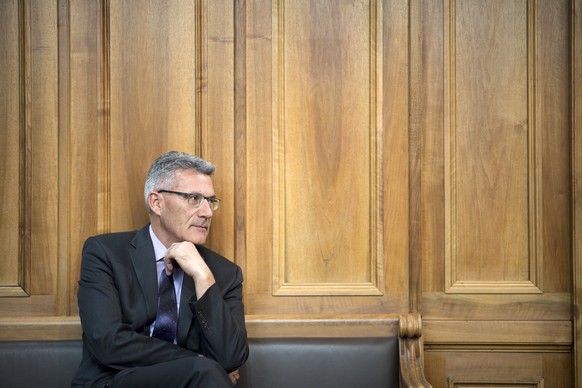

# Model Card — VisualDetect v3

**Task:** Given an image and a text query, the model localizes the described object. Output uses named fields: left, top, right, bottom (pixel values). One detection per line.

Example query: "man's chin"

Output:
left=186, top=231, right=208, bottom=245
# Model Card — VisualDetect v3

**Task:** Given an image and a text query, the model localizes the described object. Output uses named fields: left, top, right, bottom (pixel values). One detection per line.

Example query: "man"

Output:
left=72, top=151, right=249, bottom=387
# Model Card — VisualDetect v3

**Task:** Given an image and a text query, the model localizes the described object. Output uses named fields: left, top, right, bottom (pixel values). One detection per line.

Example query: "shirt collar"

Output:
left=149, top=225, right=167, bottom=262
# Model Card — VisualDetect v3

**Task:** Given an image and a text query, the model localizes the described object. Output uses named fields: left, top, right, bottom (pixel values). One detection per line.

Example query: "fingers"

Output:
left=228, top=370, right=240, bottom=385
left=164, top=242, right=197, bottom=274
left=165, top=242, right=198, bottom=262
left=162, top=256, right=176, bottom=276
left=164, top=241, right=213, bottom=282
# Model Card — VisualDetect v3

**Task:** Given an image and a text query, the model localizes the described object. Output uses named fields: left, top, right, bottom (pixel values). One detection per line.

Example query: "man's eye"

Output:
left=191, top=194, right=204, bottom=202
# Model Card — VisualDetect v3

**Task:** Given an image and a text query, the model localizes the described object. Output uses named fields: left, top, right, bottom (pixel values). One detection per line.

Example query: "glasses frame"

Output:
left=157, top=189, right=220, bottom=210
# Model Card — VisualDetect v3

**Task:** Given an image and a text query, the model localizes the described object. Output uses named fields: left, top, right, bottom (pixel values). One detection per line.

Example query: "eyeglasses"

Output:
left=158, top=190, right=221, bottom=211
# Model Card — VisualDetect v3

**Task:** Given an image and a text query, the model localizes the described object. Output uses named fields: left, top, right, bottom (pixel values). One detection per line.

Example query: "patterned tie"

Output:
left=152, top=269, right=177, bottom=343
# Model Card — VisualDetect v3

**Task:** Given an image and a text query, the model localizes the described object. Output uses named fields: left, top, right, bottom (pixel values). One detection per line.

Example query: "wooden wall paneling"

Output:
left=0, top=0, right=23, bottom=293
left=108, top=0, right=198, bottom=233
left=241, top=0, right=410, bottom=315
left=424, top=320, right=572, bottom=350
left=245, top=314, right=400, bottom=338
left=425, top=351, right=571, bottom=388
left=0, top=1, right=59, bottom=318
left=422, top=292, right=570, bottom=320
left=273, top=0, right=382, bottom=296
left=232, top=0, right=245, bottom=271
left=0, top=1, right=577, bottom=385
left=28, top=0, right=60, bottom=300
left=203, top=0, right=237, bottom=262
left=0, top=316, right=82, bottom=341
left=57, top=0, right=71, bottom=317
left=410, top=0, right=443, bottom=313
left=0, top=0, right=89, bottom=320
left=415, top=0, right=446, bottom=297
left=440, top=0, right=571, bottom=296
left=382, top=0, right=410, bottom=297
left=419, top=0, right=574, bottom=386
left=422, top=0, right=571, bottom=319
left=65, top=0, right=110, bottom=315
left=243, top=0, right=274, bottom=299
left=536, top=0, right=571, bottom=294
left=97, top=0, right=111, bottom=235
left=573, top=0, right=582, bottom=383
left=446, top=0, right=534, bottom=294
left=0, top=0, right=61, bottom=316
left=542, top=353, right=574, bottom=388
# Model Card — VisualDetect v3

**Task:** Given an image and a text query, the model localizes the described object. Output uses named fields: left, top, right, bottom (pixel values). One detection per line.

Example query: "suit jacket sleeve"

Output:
left=186, top=258, right=249, bottom=372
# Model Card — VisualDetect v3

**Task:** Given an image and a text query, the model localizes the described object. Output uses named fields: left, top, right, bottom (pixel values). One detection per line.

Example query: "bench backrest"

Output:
left=0, top=340, right=81, bottom=388
left=0, top=337, right=399, bottom=388
left=238, top=337, right=399, bottom=388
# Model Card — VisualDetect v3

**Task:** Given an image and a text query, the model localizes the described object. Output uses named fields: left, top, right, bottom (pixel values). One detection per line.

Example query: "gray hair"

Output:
left=144, top=151, right=215, bottom=213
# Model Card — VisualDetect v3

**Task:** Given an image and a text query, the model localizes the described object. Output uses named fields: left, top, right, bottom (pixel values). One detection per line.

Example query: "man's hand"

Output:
left=228, top=370, right=240, bottom=385
left=165, top=241, right=216, bottom=298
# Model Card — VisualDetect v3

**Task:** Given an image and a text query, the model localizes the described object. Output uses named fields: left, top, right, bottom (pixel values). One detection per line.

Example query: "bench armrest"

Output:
left=399, top=314, right=432, bottom=388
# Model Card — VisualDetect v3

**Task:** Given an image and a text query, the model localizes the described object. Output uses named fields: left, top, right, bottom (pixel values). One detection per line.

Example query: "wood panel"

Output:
left=442, top=0, right=571, bottom=295
left=28, top=1, right=59, bottom=300
left=425, top=351, right=571, bottom=388
left=382, top=0, right=410, bottom=298
left=242, top=0, right=410, bottom=313
left=536, top=0, right=571, bottom=294
left=0, top=0, right=60, bottom=314
left=273, top=0, right=382, bottom=295
left=203, top=0, right=236, bottom=261
left=0, top=0, right=579, bottom=386
left=243, top=0, right=274, bottom=297
left=424, top=320, right=572, bottom=349
left=67, top=0, right=102, bottom=315
left=420, top=0, right=573, bottom=386
left=446, top=0, right=533, bottom=293
left=0, top=0, right=22, bottom=291
left=108, top=0, right=199, bottom=232
left=422, top=0, right=571, bottom=314
left=574, top=0, right=582, bottom=382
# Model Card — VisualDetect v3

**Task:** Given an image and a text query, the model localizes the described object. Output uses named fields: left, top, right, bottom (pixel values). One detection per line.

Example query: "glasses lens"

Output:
left=187, top=194, right=201, bottom=207
left=187, top=194, right=220, bottom=210
left=210, top=199, right=220, bottom=210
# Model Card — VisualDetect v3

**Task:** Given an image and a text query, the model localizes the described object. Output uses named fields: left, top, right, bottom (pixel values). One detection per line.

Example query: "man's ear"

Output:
left=148, top=192, right=163, bottom=216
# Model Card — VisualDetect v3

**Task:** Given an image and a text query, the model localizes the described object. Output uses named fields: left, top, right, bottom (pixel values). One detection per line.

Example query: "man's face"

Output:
left=150, top=169, right=216, bottom=247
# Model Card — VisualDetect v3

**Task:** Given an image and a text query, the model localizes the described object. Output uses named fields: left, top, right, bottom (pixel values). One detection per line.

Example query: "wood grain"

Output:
left=0, top=0, right=22, bottom=290
left=0, top=0, right=578, bottom=386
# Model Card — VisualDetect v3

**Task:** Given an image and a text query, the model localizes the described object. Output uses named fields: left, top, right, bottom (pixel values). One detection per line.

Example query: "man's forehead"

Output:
left=173, top=170, right=214, bottom=191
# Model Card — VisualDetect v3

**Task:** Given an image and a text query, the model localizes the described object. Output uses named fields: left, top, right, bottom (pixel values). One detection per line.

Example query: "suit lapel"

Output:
left=129, top=226, right=158, bottom=322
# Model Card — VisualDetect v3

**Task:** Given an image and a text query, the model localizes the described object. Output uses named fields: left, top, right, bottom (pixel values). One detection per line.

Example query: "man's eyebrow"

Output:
left=189, top=192, right=217, bottom=198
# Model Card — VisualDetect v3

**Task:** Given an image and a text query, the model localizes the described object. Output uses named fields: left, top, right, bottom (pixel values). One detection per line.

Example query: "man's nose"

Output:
left=198, top=198, right=214, bottom=216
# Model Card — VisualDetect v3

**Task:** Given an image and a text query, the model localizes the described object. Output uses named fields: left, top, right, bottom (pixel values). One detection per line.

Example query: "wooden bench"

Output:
left=0, top=314, right=431, bottom=388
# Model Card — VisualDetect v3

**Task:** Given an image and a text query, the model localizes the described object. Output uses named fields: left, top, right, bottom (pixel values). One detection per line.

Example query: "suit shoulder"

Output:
left=197, top=245, right=238, bottom=268
left=85, top=230, right=139, bottom=245
left=83, top=227, right=149, bottom=256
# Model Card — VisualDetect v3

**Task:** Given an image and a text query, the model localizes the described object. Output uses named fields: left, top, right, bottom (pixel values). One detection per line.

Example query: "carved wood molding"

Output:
left=423, top=319, right=572, bottom=352
left=0, top=317, right=82, bottom=341
left=447, top=378, right=543, bottom=388
left=399, top=314, right=432, bottom=388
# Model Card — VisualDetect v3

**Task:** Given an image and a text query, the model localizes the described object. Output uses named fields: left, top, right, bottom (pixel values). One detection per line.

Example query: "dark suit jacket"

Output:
left=71, top=225, right=249, bottom=387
